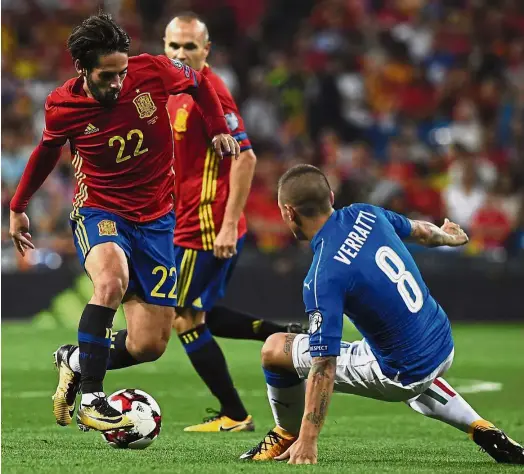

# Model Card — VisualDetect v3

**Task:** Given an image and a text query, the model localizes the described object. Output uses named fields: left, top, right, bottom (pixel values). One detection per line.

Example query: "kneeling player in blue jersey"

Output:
left=241, top=164, right=524, bottom=465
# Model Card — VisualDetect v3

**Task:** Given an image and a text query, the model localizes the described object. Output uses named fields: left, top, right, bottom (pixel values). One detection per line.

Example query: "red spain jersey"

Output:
left=42, top=54, right=204, bottom=223
left=167, top=65, right=252, bottom=250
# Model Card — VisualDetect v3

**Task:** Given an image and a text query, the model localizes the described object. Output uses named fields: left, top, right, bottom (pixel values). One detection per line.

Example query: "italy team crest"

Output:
left=133, top=92, right=157, bottom=119
left=174, top=108, right=189, bottom=133
left=98, top=220, right=118, bottom=236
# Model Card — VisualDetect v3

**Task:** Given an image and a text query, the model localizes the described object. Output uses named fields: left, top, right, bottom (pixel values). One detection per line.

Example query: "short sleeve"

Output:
left=381, top=208, right=412, bottom=239
left=41, top=96, right=68, bottom=147
left=151, top=55, right=199, bottom=96
left=304, top=251, right=345, bottom=358
left=207, top=72, right=252, bottom=151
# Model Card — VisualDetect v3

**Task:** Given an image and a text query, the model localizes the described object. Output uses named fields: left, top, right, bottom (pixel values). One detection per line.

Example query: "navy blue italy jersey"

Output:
left=304, top=204, right=454, bottom=385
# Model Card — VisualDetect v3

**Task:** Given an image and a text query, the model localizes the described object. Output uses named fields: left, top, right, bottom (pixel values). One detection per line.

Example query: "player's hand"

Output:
left=440, top=218, right=469, bottom=247
left=212, top=134, right=240, bottom=159
left=275, top=437, right=318, bottom=465
left=9, top=210, right=35, bottom=256
left=214, top=222, right=238, bottom=259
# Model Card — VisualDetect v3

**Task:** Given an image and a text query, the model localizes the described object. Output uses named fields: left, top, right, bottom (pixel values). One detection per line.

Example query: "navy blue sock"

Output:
left=179, top=324, right=248, bottom=421
left=78, top=304, right=115, bottom=393
left=206, top=306, right=287, bottom=341
left=107, top=330, right=140, bottom=370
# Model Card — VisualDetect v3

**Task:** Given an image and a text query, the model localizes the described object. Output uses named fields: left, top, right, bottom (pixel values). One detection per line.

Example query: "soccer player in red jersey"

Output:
left=163, top=12, right=304, bottom=433
left=9, top=13, right=239, bottom=433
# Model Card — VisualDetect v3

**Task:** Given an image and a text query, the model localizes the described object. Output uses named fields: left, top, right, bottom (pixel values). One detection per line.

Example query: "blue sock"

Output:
left=263, top=367, right=302, bottom=388
left=78, top=304, right=115, bottom=393
left=179, top=324, right=248, bottom=421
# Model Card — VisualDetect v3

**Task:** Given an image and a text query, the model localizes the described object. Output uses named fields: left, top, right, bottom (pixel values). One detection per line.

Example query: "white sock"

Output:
left=81, top=392, right=105, bottom=406
left=68, top=347, right=81, bottom=374
left=406, top=377, right=481, bottom=433
left=267, top=382, right=305, bottom=435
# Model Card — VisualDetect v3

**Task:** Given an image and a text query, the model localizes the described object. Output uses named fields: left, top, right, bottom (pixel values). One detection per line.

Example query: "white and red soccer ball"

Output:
left=102, top=389, right=161, bottom=449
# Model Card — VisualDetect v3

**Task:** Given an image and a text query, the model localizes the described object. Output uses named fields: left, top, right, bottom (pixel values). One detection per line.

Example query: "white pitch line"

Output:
left=5, top=378, right=502, bottom=400
left=3, top=389, right=269, bottom=399
left=447, top=378, right=503, bottom=394
left=3, top=390, right=51, bottom=399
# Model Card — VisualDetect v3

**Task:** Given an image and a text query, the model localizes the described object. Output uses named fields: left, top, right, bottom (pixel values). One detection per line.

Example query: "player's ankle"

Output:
left=468, top=419, right=495, bottom=437
left=222, top=406, right=248, bottom=422
left=274, top=425, right=297, bottom=439
left=81, top=392, right=106, bottom=406
left=68, top=347, right=81, bottom=373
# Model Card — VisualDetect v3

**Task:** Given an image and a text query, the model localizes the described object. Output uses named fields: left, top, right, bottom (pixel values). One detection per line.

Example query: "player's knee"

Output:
left=127, top=334, right=168, bottom=362
left=172, top=314, right=193, bottom=334
left=172, top=308, right=203, bottom=335
left=93, top=274, right=128, bottom=308
left=261, top=333, right=288, bottom=369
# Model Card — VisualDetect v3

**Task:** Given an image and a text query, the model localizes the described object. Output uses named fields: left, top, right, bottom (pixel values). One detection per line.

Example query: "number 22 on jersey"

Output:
left=375, top=246, right=423, bottom=313
left=109, top=129, right=149, bottom=163
left=150, top=265, right=177, bottom=299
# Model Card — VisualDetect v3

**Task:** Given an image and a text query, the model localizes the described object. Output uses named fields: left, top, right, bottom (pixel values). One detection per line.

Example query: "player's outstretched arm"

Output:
left=155, top=56, right=239, bottom=158
left=409, top=218, right=469, bottom=248
left=276, top=355, right=336, bottom=465
left=191, top=75, right=240, bottom=159
left=9, top=142, right=63, bottom=255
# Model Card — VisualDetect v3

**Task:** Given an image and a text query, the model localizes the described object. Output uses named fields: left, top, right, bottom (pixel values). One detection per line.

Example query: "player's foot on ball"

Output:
left=470, top=419, right=524, bottom=464
left=183, top=408, right=254, bottom=432
left=52, top=344, right=80, bottom=426
left=286, top=323, right=307, bottom=334
left=240, top=426, right=297, bottom=461
left=77, top=396, right=134, bottom=432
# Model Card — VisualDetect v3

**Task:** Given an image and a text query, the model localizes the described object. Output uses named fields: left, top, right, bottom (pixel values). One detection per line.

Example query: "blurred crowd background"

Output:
left=3, top=0, right=524, bottom=274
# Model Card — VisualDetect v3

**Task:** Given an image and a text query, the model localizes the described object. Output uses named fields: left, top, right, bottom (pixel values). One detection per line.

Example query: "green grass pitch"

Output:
left=2, top=321, right=523, bottom=473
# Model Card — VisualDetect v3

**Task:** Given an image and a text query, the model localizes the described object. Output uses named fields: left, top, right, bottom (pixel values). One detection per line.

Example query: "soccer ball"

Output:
left=101, top=389, right=161, bottom=449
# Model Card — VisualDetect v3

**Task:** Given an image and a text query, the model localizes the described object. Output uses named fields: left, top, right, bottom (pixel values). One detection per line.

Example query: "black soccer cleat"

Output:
left=52, top=344, right=80, bottom=426
left=472, top=422, right=524, bottom=464
left=286, top=323, right=307, bottom=334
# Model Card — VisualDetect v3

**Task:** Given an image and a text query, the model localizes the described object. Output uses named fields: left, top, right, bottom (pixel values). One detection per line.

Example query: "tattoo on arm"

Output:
left=309, top=356, right=332, bottom=377
left=305, top=390, right=329, bottom=427
left=409, top=220, right=448, bottom=247
left=283, top=334, right=295, bottom=355
left=303, top=356, right=336, bottom=432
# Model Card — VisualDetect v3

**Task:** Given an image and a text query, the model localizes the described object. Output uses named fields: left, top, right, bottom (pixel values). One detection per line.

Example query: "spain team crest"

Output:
left=133, top=92, right=157, bottom=119
left=98, top=220, right=118, bottom=236
left=174, top=108, right=188, bottom=133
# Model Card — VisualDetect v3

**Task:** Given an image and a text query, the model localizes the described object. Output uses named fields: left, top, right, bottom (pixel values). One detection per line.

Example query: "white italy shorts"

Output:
left=292, top=334, right=454, bottom=402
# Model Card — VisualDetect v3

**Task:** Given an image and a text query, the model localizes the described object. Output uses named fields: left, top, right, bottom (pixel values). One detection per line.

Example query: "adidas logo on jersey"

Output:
left=84, top=123, right=99, bottom=135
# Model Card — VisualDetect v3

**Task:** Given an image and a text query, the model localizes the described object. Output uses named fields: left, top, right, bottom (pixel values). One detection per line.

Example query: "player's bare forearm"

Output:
left=409, top=220, right=447, bottom=247
left=300, top=356, right=336, bottom=441
left=222, top=149, right=256, bottom=227
left=409, top=218, right=469, bottom=248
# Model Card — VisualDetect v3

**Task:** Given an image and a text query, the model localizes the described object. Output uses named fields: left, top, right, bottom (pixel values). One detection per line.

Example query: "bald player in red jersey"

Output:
left=164, top=12, right=305, bottom=433
left=9, top=13, right=239, bottom=434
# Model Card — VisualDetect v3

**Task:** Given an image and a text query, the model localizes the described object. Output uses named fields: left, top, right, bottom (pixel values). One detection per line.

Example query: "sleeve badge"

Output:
left=225, top=112, right=239, bottom=131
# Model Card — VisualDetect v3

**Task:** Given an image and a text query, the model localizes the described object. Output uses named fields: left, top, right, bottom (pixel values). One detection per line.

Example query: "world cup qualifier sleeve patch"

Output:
left=225, top=113, right=239, bottom=131
left=309, top=311, right=323, bottom=334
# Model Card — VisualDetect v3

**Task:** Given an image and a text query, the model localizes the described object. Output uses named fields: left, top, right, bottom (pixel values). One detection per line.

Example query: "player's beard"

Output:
left=86, top=74, right=120, bottom=107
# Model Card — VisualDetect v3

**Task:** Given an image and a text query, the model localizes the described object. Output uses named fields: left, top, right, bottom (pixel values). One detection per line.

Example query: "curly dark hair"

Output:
left=67, top=13, right=130, bottom=71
